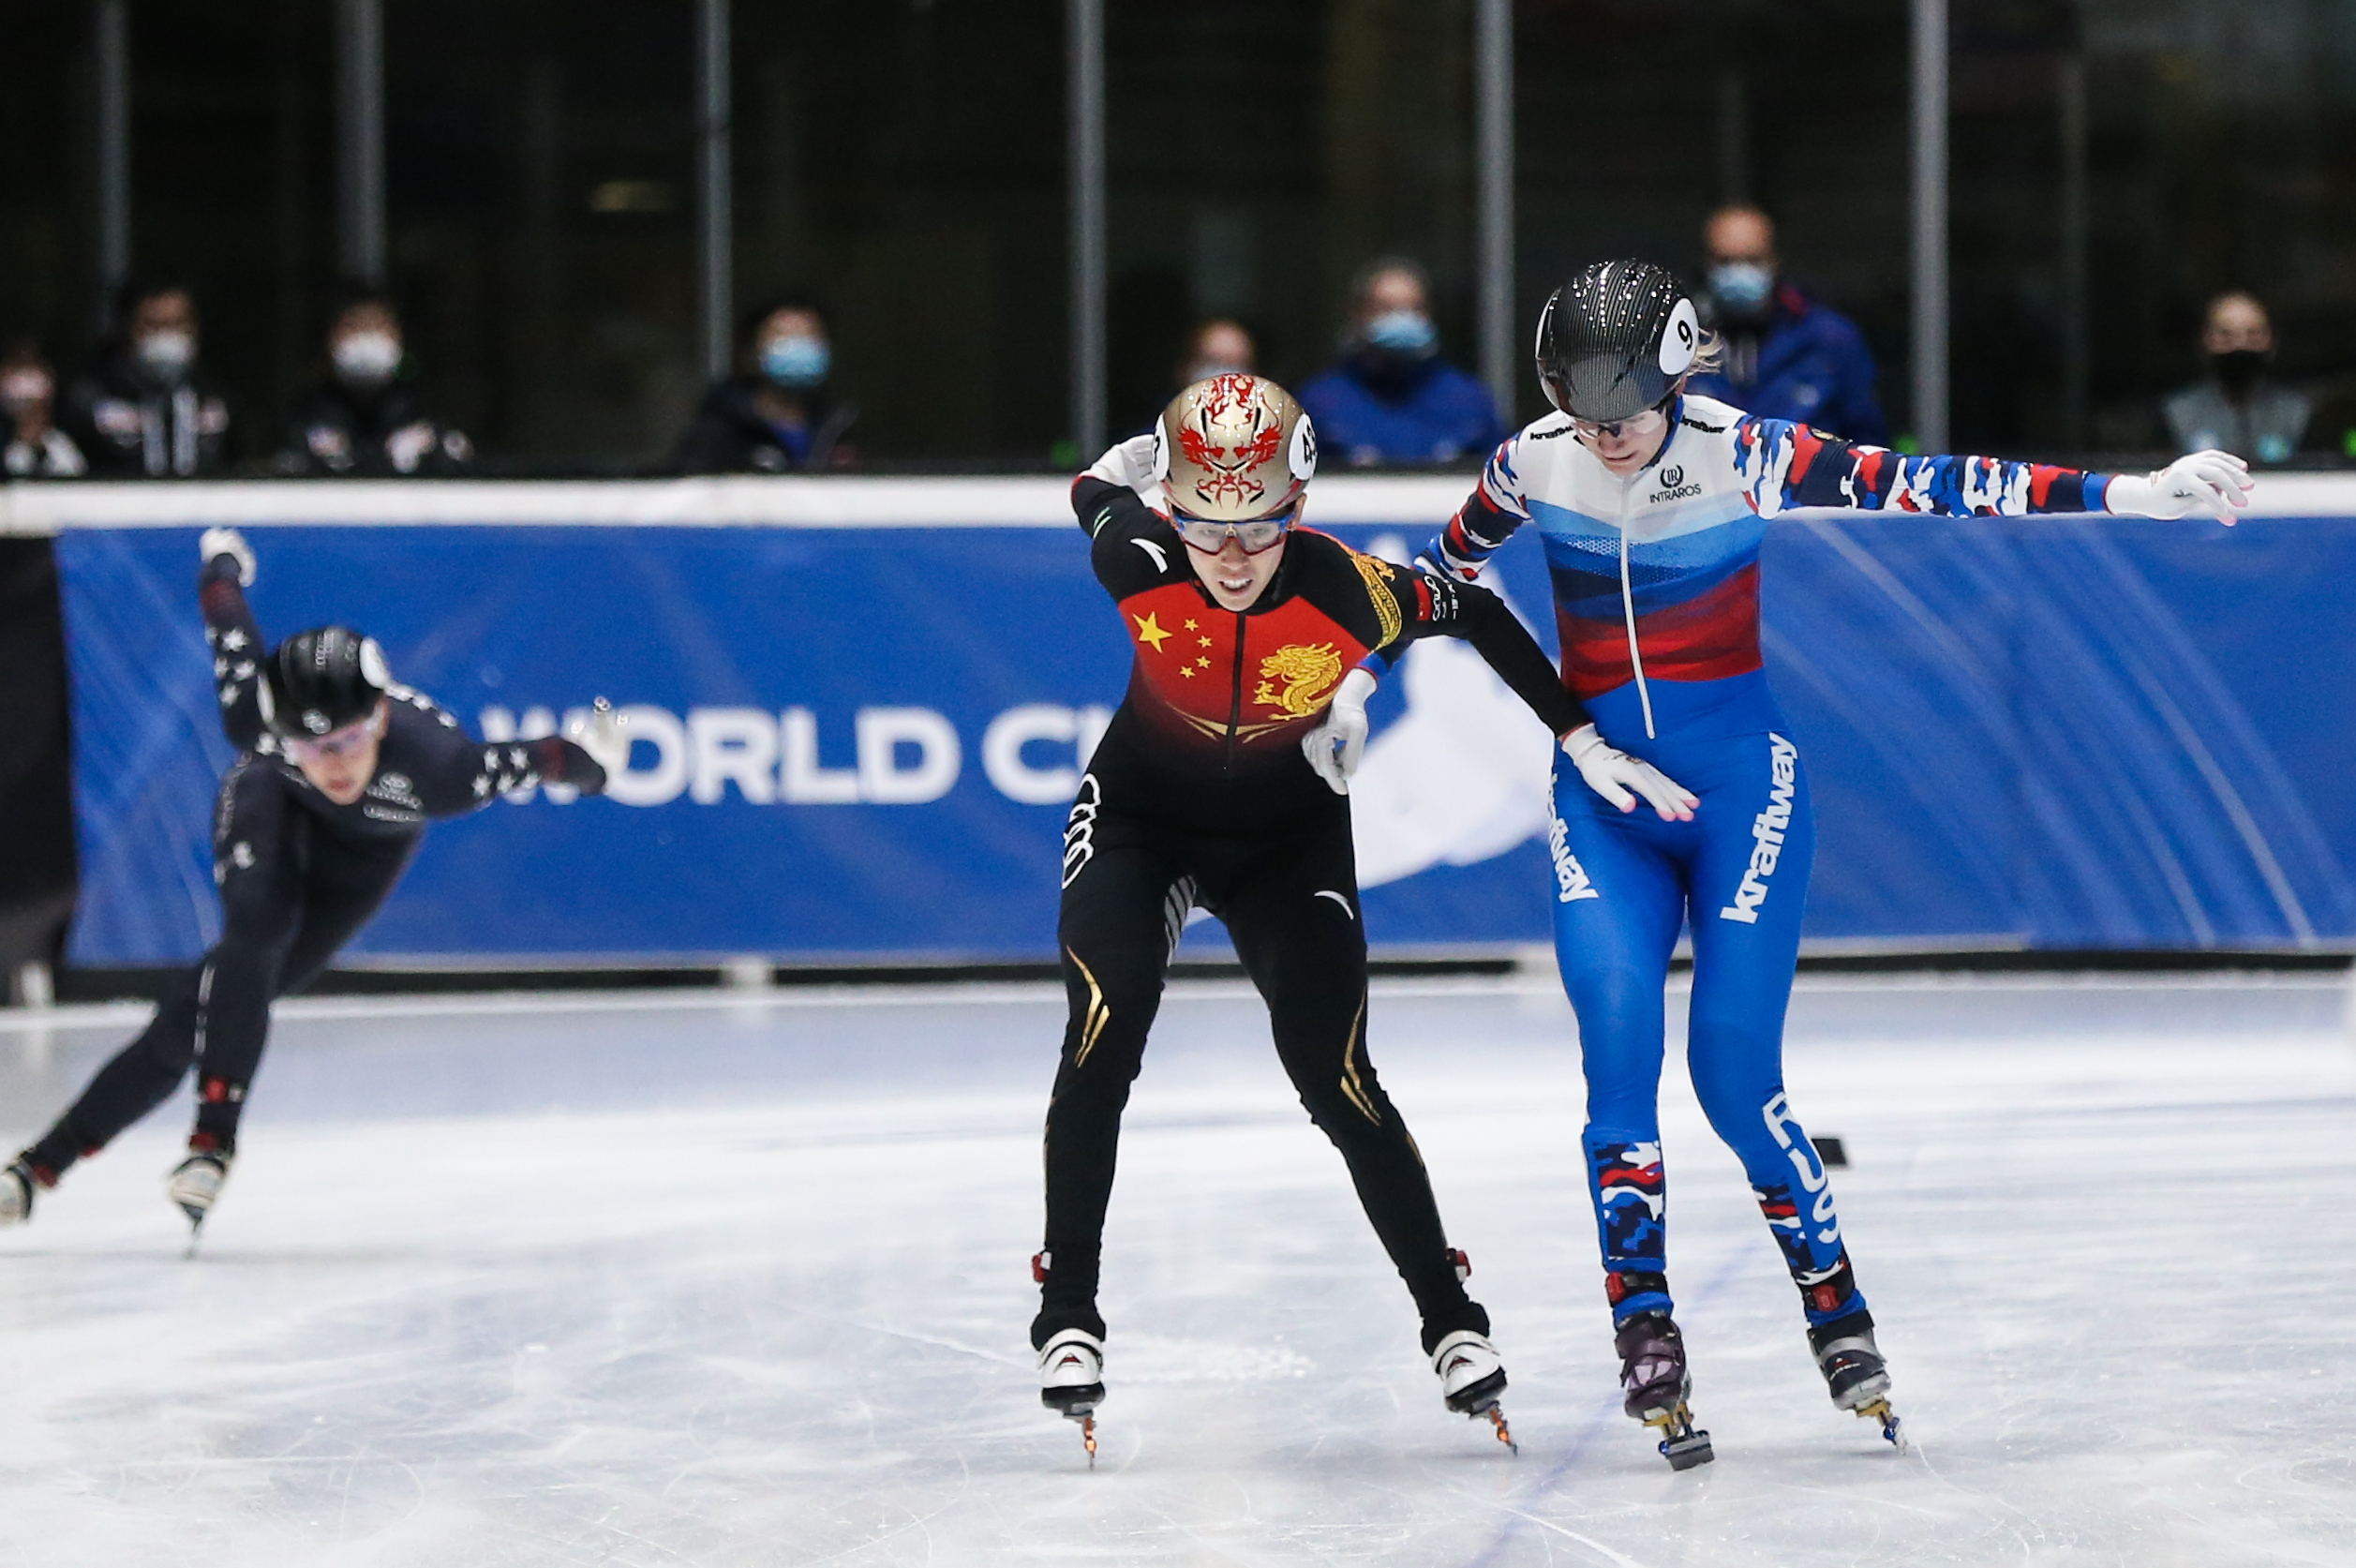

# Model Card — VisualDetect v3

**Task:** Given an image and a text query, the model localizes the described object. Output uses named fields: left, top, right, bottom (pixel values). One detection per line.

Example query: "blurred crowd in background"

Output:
left=3, top=219, right=2325, bottom=481
left=5, top=0, right=2355, bottom=477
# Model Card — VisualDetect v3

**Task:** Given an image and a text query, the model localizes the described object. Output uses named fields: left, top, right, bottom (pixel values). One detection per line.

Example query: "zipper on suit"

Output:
left=1224, top=607, right=1247, bottom=774
left=1617, top=476, right=1657, bottom=739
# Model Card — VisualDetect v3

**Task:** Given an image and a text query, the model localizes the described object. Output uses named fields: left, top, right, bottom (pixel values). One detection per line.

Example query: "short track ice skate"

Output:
left=0, top=1157, right=36, bottom=1227
left=1618, top=1311, right=1713, bottom=1470
left=1036, top=1327, right=1106, bottom=1466
left=1431, top=1329, right=1517, bottom=1454
left=1812, top=1316, right=1904, bottom=1450
left=166, top=1150, right=232, bottom=1246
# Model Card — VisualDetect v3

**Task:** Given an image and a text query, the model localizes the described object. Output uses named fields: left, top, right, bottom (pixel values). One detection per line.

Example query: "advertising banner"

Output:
left=47, top=490, right=2356, bottom=963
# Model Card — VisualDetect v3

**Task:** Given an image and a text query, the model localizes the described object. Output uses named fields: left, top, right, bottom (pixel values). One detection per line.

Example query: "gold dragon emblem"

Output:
left=1253, top=642, right=1345, bottom=717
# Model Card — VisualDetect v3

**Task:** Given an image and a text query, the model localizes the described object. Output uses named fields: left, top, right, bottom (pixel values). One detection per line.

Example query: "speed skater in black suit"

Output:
left=1031, top=373, right=1690, bottom=1460
left=0, top=527, right=628, bottom=1240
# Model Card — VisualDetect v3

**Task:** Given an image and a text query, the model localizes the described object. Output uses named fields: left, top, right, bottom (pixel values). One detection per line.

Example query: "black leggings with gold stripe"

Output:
left=1033, top=776, right=1484, bottom=1356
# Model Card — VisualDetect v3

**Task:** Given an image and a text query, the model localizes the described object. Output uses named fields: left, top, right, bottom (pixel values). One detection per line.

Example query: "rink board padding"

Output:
left=41, top=489, right=2356, bottom=963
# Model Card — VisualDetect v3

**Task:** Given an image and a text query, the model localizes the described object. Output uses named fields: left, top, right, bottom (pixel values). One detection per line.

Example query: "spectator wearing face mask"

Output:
left=673, top=295, right=857, bottom=474
left=1684, top=206, right=1888, bottom=446
left=64, top=283, right=235, bottom=478
left=2, top=341, right=87, bottom=478
left=1296, top=259, right=1504, bottom=468
left=276, top=291, right=473, bottom=477
left=2163, top=291, right=2310, bottom=466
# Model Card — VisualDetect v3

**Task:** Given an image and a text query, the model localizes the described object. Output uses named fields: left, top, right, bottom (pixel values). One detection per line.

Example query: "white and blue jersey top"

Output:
left=1426, top=394, right=2116, bottom=746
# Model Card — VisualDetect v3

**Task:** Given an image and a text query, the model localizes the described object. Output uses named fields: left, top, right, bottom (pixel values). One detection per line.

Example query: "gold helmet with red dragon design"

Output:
left=1152, top=373, right=1319, bottom=528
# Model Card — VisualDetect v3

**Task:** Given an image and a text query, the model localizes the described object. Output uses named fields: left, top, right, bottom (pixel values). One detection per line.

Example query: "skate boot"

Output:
left=1811, top=1312, right=1903, bottom=1449
left=1431, top=1331, right=1517, bottom=1453
left=1429, top=1251, right=1515, bottom=1452
left=166, top=1149, right=232, bottom=1234
left=0, top=1157, right=37, bottom=1227
left=1036, top=1327, right=1106, bottom=1465
left=1617, top=1309, right=1713, bottom=1470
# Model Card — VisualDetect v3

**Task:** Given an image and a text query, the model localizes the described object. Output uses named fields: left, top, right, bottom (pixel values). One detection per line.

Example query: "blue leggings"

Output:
left=1546, top=728, right=1867, bottom=1330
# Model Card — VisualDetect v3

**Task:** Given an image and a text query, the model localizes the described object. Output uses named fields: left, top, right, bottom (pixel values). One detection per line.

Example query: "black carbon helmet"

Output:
left=1534, top=260, right=1703, bottom=422
left=261, top=625, right=390, bottom=738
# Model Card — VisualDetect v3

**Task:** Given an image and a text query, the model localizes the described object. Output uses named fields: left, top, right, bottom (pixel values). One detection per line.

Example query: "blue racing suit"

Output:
left=1424, top=395, right=2116, bottom=1333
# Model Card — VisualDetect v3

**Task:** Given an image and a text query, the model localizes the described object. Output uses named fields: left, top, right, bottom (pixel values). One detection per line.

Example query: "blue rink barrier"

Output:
left=26, top=479, right=2356, bottom=963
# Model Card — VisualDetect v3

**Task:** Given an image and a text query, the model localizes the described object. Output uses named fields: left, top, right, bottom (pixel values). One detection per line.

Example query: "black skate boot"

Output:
left=1810, top=1310, right=1903, bottom=1449
left=1615, top=1293, right=1713, bottom=1470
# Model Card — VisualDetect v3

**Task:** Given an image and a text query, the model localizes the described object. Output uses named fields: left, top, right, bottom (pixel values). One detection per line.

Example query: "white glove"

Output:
left=1562, top=724, right=1697, bottom=821
left=1084, top=433, right=1163, bottom=498
left=562, top=697, right=631, bottom=777
left=1303, top=667, right=1378, bottom=795
left=2103, top=449, right=2252, bottom=524
left=198, top=526, right=255, bottom=586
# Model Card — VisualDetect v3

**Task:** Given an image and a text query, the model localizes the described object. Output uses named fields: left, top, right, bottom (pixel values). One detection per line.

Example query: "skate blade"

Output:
left=180, top=1212, right=206, bottom=1259
left=1645, top=1403, right=1715, bottom=1471
left=1081, top=1412, right=1096, bottom=1468
left=1483, top=1404, right=1518, bottom=1456
left=1855, top=1397, right=1906, bottom=1452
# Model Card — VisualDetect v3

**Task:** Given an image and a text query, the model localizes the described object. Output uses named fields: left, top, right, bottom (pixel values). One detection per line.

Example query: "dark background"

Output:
left=6, top=0, right=2355, bottom=468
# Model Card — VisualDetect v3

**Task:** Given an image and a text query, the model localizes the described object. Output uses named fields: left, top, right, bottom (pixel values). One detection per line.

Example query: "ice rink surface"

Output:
left=4, top=971, right=2354, bottom=1567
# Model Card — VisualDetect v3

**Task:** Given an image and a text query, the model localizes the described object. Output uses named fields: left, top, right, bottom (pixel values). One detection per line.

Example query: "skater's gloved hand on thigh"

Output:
left=2104, top=449, right=2252, bottom=524
left=1303, top=667, right=1377, bottom=795
left=563, top=697, right=631, bottom=778
left=199, top=527, right=255, bottom=586
left=1563, top=724, right=1697, bottom=821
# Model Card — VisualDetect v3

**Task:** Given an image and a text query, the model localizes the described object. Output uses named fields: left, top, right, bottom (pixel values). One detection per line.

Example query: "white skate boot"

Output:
left=0, top=1158, right=35, bottom=1227
left=1431, top=1330, right=1516, bottom=1453
left=166, top=1150, right=232, bottom=1233
left=1037, top=1327, right=1106, bottom=1465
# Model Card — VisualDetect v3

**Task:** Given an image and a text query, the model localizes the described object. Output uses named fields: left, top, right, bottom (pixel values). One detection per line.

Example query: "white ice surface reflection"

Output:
left=3, top=973, right=2354, bottom=1566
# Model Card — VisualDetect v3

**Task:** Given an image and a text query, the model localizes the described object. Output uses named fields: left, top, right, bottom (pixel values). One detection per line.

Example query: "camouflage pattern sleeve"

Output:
left=1732, top=414, right=2114, bottom=520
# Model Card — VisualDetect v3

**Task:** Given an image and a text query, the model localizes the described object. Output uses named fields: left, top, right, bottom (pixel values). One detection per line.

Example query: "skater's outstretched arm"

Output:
left=1730, top=416, right=2253, bottom=523
left=196, top=527, right=267, bottom=752
left=401, top=695, right=616, bottom=815
left=1374, top=558, right=1588, bottom=739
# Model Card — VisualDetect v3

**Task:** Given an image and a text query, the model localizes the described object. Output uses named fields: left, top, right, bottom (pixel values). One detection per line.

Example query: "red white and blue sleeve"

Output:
left=1732, top=415, right=2115, bottom=518
left=1422, top=435, right=1533, bottom=581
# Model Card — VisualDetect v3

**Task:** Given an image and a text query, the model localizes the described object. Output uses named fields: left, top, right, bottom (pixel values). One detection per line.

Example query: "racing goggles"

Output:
left=1569, top=399, right=1673, bottom=442
left=1171, top=503, right=1299, bottom=556
left=282, top=706, right=385, bottom=763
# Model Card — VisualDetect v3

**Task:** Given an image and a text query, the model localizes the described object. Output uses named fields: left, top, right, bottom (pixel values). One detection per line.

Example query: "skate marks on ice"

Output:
left=1, top=977, right=2353, bottom=1565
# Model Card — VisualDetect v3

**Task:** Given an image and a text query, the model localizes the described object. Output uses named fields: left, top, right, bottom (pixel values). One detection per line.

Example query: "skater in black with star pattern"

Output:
left=0, top=528, right=627, bottom=1236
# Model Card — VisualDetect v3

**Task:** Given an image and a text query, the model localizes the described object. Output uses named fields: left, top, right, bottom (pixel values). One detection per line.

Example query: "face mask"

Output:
left=1362, top=309, right=1437, bottom=357
left=135, top=329, right=196, bottom=381
left=2210, top=348, right=2267, bottom=396
left=0, top=369, right=50, bottom=413
left=1708, top=261, right=1774, bottom=318
left=333, top=331, right=402, bottom=386
left=761, top=335, right=831, bottom=390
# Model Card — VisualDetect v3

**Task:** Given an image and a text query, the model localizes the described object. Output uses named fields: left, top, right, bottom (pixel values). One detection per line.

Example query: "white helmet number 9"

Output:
left=1658, top=298, right=1700, bottom=377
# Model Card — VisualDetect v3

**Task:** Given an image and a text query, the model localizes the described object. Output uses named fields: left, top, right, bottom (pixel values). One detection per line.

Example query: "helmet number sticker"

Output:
left=1658, top=298, right=1700, bottom=376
